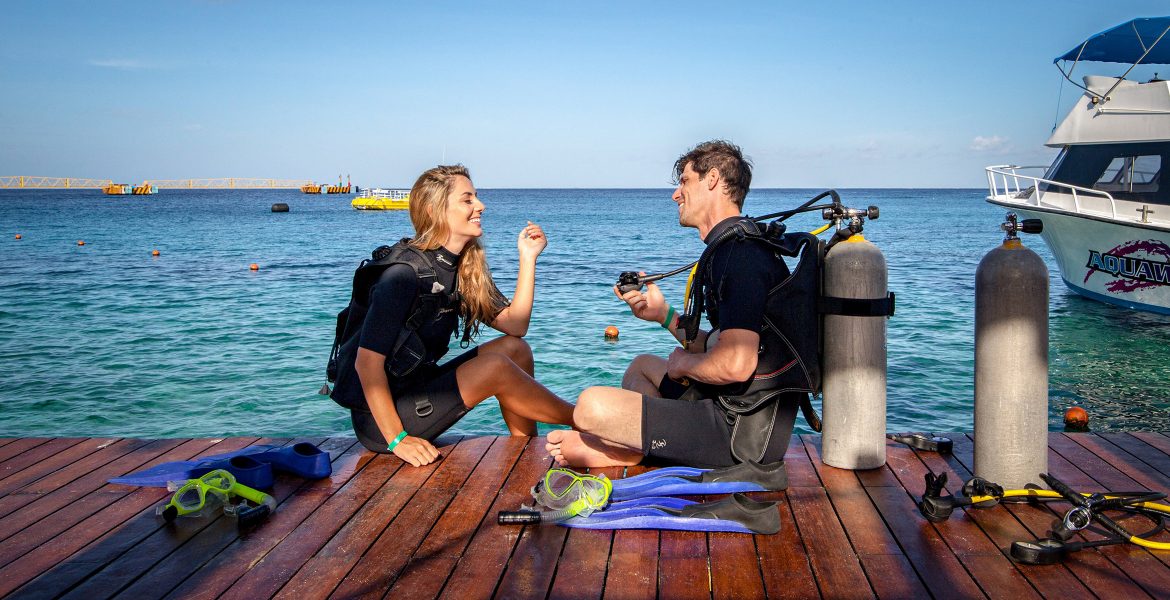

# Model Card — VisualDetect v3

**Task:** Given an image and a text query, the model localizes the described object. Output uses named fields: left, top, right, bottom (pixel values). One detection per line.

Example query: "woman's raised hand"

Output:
left=517, top=221, right=547, bottom=262
left=392, top=435, right=441, bottom=467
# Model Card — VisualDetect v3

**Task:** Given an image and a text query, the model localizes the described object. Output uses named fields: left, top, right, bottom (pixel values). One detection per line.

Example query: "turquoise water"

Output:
left=1, top=188, right=1167, bottom=438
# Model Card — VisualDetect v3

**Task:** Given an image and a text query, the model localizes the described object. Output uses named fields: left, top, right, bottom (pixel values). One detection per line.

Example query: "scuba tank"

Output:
left=820, top=205, right=891, bottom=470
left=974, top=213, right=1048, bottom=490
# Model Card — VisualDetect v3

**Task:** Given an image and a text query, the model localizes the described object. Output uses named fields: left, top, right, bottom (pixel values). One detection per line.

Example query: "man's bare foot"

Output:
left=546, top=429, right=641, bottom=468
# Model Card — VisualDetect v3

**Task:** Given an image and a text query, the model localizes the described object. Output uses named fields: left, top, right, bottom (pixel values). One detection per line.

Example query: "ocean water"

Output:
left=1, top=188, right=1167, bottom=439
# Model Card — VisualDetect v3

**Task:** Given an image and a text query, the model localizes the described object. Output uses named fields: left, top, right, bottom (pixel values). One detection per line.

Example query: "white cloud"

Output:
left=970, top=135, right=1009, bottom=152
left=87, top=59, right=164, bottom=70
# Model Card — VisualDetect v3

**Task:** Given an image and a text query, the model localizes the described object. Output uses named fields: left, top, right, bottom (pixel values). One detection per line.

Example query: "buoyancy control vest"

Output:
left=677, top=217, right=894, bottom=462
left=326, top=239, right=464, bottom=393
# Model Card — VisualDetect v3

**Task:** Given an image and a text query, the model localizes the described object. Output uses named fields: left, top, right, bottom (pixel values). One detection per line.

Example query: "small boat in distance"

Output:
left=987, top=17, right=1170, bottom=314
left=103, top=183, right=131, bottom=195
left=352, top=188, right=410, bottom=210
left=301, top=182, right=322, bottom=194
left=326, top=174, right=352, bottom=194
left=132, top=182, right=156, bottom=195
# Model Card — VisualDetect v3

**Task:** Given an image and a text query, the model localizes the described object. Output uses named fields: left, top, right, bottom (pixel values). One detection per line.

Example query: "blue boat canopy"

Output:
left=1056, top=17, right=1170, bottom=64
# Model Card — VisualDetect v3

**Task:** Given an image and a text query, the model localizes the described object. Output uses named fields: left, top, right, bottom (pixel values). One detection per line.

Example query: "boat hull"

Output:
left=988, top=198, right=1170, bottom=314
left=352, top=197, right=409, bottom=210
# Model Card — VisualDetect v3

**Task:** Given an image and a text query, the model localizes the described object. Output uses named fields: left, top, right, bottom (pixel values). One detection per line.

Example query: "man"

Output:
left=547, top=140, right=805, bottom=468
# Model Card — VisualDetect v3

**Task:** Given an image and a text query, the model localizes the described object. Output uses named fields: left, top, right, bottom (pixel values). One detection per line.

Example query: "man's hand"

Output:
left=614, top=276, right=668, bottom=324
left=666, top=347, right=691, bottom=381
left=392, top=435, right=440, bottom=467
left=517, top=221, right=547, bottom=263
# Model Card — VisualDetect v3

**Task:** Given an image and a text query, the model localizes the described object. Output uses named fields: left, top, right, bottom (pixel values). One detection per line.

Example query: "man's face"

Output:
left=671, top=162, right=708, bottom=228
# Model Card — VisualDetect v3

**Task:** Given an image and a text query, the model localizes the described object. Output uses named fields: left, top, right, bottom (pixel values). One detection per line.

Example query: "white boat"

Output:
left=987, top=17, right=1170, bottom=314
left=352, top=188, right=410, bottom=210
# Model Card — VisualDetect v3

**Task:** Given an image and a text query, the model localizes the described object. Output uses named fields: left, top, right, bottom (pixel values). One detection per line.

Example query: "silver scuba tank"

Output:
left=821, top=210, right=889, bottom=470
left=974, top=213, right=1048, bottom=490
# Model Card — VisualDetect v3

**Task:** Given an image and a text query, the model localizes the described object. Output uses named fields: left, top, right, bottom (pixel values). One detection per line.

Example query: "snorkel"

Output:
left=156, top=469, right=277, bottom=529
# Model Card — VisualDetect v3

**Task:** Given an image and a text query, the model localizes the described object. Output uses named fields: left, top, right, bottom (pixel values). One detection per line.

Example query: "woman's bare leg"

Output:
left=477, top=335, right=540, bottom=435
left=455, top=351, right=574, bottom=433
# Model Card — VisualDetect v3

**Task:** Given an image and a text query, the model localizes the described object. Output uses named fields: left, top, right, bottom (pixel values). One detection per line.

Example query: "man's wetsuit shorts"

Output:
left=350, top=347, right=479, bottom=452
left=642, top=374, right=800, bottom=468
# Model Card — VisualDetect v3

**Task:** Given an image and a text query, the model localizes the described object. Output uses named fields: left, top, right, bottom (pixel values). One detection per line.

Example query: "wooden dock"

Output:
left=0, top=432, right=1168, bottom=599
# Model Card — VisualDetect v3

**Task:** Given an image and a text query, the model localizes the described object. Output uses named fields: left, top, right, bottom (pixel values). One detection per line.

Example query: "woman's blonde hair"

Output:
left=408, top=165, right=507, bottom=341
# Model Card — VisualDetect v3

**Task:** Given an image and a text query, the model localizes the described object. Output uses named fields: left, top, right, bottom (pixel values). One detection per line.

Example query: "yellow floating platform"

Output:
left=352, top=189, right=410, bottom=210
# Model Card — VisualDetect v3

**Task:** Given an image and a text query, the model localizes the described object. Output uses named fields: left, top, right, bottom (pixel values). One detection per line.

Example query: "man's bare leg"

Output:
left=622, top=354, right=667, bottom=396
left=546, top=385, right=644, bottom=467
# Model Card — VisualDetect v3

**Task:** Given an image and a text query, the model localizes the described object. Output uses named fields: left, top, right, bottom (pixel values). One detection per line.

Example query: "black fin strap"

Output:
left=819, top=292, right=895, bottom=317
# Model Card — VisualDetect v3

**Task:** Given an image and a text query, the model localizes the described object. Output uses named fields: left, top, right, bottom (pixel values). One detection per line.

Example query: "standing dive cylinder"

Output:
left=974, top=213, right=1047, bottom=490
left=821, top=206, right=891, bottom=470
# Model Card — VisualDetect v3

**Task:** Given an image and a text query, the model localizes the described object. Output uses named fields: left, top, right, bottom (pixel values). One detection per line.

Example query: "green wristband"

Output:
left=387, top=430, right=408, bottom=452
left=662, top=305, right=677, bottom=330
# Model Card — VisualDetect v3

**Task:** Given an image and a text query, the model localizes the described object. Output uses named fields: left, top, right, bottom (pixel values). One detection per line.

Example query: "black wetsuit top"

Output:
left=697, top=215, right=791, bottom=397
left=331, top=246, right=463, bottom=408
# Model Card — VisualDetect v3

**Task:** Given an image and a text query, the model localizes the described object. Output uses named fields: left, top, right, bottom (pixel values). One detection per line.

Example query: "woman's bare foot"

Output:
left=546, top=429, right=642, bottom=468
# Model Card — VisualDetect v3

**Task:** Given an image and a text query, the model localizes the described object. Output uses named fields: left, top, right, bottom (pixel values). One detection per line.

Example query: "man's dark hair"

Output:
left=673, top=140, right=753, bottom=208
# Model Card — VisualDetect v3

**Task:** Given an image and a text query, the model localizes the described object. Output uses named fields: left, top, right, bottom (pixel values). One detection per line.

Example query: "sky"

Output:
left=2, top=1, right=1168, bottom=188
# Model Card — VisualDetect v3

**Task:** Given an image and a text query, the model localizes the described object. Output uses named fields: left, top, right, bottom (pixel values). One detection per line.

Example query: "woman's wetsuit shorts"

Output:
left=350, top=347, right=479, bottom=452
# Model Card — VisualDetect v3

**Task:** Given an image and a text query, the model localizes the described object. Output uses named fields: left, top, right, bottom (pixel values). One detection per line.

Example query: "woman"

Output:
left=331, top=165, right=575, bottom=466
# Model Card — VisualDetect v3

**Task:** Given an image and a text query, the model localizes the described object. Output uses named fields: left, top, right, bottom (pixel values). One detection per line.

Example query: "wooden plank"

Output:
left=1070, top=433, right=1170, bottom=491
left=1130, top=432, right=1170, bottom=458
left=159, top=438, right=373, bottom=600
left=218, top=440, right=435, bottom=599
left=657, top=529, right=710, bottom=600
left=0, top=438, right=17, bottom=450
left=802, top=436, right=928, bottom=599
left=862, top=482, right=985, bottom=598
left=755, top=493, right=820, bottom=600
left=0, top=438, right=50, bottom=465
left=0, top=438, right=261, bottom=599
left=786, top=486, right=875, bottom=599
left=108, top=439, right=364, bottom=600
left=385, top=437, right=528, bottom=599
left=1099, top=433, right=1170, bottom=478
left=542, top=465, right=623, bottom=600
left=48, top=438, right=287, bottom=600
left=953, top=435, right=1152, bottom=600
left=281, top=436, right=489, bottom=600
left=601, top=466, right=657, bottom=600
left=434, top=437, right=553, bottom=600
left=1047, top=434, right=1143, bottom=490
left=914, top=437, right=1092, bottom=600
left=0, top=437, right=85, bottom=484
left=0, top=437, right=121, bottom=496
left=0, top=437, right=172, bottom=536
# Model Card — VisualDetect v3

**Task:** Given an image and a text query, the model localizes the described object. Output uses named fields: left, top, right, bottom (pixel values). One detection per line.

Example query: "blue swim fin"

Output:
left=109, top=444, right=278, bottom=488
left=561, top=493, right=780, bottom=534
left=609, top=460, right=788, bottom=501
left=248, top=442, right=332, bottom=479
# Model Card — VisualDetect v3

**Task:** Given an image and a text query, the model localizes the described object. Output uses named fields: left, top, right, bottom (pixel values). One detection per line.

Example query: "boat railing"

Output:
left=985, top=165, right=1119, bottom=219
left=364, top=188, right=409, bottom=199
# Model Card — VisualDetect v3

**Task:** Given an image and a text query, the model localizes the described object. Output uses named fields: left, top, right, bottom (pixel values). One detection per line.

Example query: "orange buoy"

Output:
left=77, top=240, right=85, bottom=246
left=604, top=325, right=619, bottom=339
left=249, top=263, right=259, bottom=271
left=14, top=234, right=21, bottom=240
left=151, top=249, right=160, bottom=256
left=1063, top=406, right=1089, bottom=431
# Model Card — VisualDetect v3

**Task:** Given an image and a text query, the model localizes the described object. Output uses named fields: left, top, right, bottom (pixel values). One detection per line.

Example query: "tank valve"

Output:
left=1001, top=212, right=1043, bottom=241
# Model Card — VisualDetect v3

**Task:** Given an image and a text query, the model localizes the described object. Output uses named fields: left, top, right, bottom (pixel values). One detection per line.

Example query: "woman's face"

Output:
left=444, top=175, right=484, bottom=244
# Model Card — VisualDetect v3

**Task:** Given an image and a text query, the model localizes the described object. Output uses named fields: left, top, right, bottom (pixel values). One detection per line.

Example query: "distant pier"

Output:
left=1, top=176, right=317, bottom=190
